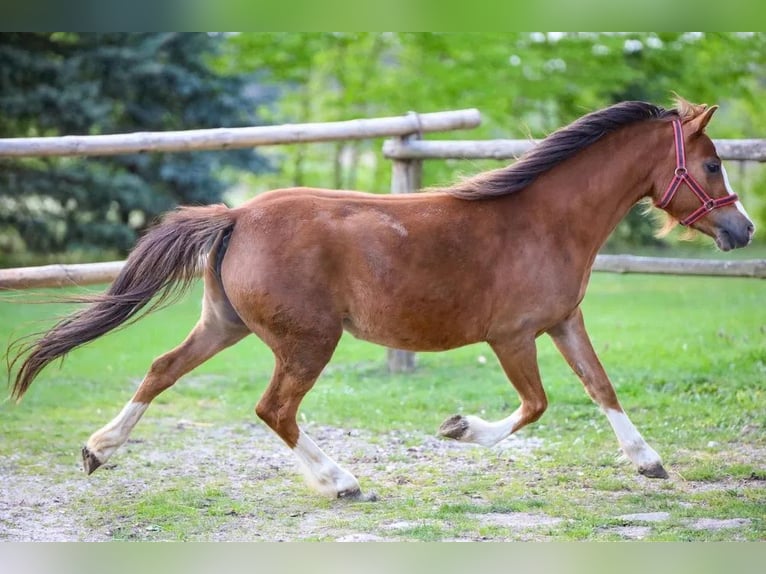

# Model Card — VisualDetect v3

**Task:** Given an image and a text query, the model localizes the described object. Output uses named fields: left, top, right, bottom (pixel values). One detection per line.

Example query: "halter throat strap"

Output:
left=654, top=118, right=738, bottom=226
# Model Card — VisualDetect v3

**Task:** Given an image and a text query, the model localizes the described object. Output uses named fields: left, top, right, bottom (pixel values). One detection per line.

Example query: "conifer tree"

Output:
left=0, top=33, right=271, bottom=257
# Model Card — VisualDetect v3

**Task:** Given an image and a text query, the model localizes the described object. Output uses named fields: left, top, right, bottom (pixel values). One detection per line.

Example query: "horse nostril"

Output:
left=747, top=222, right=755, bottom=237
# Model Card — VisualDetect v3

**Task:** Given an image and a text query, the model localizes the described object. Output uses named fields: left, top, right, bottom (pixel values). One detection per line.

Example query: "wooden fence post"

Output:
left=386, top=128, right=422, bottom=374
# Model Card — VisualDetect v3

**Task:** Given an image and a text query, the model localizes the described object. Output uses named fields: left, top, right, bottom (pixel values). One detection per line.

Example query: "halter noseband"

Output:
left=655, top=118, right=738, bottom=226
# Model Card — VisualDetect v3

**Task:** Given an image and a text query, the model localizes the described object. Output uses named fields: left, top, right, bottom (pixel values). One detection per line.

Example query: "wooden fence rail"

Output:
left=0, top=109, right=480, bottom=157
left=0, top=109, right=484, bottom=374
left=2, top=254, right=765, bottom=292
left=0, top=261, right=126, bottom=290
left=593, top=255, right=766, bottom=278
left=382, top=138, right=766, bottom=162
left=2, top=112, right=764, bottom=373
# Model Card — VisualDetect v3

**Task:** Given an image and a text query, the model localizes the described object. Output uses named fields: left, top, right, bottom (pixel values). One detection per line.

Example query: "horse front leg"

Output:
left=547, top=307, right=668, bottom=478
left=439, top=336, right=548, bottom=446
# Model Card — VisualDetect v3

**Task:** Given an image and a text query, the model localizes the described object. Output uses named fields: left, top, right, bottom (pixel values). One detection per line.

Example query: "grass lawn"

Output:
left=1, top=271, right=764, bottom=541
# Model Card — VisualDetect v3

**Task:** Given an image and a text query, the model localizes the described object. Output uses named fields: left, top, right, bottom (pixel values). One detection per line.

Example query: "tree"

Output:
left=222, top=32, right=766, bottom=246
left=0, top=33, right=271, bottom=260
left=220, top=32, right=396, bottom=191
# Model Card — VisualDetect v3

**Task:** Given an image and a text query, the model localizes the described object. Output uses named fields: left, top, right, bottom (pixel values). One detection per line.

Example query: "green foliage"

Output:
left=3, top=33, right=765, bottom=257
left=222, top=32, right=766, bottom=245
left=0, top=33, right=272, bottom=256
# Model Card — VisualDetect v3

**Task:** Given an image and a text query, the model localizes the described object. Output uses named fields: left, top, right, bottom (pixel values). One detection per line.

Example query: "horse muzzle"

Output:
left=714, top=213, right=755, bottom=251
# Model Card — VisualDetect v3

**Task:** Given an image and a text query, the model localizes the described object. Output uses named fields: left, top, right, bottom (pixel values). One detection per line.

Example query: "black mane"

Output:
left=444, top=101, right=676, bottom=200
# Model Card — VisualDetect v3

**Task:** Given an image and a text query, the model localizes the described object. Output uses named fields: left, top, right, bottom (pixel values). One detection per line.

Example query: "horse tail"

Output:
left=8, top=204, right=236, bottom=401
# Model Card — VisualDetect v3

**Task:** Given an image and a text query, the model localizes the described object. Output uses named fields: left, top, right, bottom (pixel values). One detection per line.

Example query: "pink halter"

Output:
left=655, top=118, right=738, bottom=226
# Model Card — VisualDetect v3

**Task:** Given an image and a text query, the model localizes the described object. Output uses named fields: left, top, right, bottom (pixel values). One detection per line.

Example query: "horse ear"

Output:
left=685, top=104, right=719, bottom=134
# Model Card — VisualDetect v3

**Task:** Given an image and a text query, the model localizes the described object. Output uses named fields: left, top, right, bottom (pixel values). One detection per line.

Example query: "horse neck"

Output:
left=526, top=121, right=668, bottom=256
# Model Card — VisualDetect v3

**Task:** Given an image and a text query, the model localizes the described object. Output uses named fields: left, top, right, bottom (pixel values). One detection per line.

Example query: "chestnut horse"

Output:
left=9, top=98, right=755, bottom=501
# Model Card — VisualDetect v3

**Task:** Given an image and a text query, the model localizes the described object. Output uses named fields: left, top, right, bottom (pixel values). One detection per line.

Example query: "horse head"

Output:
left=652, top=98, right=755, bottom=251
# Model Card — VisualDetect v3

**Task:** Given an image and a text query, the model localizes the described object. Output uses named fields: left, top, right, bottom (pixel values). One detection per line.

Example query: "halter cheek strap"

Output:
left=654, top=119, right=738, bottom=226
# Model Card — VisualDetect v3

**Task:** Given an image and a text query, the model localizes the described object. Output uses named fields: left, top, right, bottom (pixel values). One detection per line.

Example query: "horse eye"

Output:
left=705, top=162, right=721, bottom=174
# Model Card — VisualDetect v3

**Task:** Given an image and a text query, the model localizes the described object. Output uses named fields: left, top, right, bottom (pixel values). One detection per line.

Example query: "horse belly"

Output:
left=341, top=294, right=484, bottom=351
left=336, top=243, right=491, bottom=351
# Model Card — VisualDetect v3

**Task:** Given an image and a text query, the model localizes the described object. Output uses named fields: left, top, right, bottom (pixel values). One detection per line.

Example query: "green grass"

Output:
left=1, top=271, right=764, bottom=541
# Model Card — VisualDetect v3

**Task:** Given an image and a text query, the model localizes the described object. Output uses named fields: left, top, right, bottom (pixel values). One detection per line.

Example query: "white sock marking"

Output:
left=292, top=431, right=360, bottom=497
left=604, top=408, right=662, bottom=469
left=86, top=401, right=148, bottom=462
left=456, top=412, right=521, bottom=447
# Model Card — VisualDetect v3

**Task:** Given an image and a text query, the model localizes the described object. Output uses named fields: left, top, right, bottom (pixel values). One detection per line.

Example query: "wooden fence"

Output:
left=0, top=109, right=482, bottom=373
left=382, top=137, right=766, bottom=161
left=0, top=109, right=482, bottom=291
left=379, top=134, right=766, bottom=369
left=2, top=110, right=765, bottom=372
left=0, top=109, right=481, bottom=157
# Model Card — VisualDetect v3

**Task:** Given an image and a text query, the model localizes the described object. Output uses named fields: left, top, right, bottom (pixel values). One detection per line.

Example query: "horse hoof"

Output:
left=639, top=462, right=669, bottom=479
left=337, top=488, right=378, bottom=502
left=81, top=446, right=103, bottom=475
left=439, top=414, right=469, bottom=440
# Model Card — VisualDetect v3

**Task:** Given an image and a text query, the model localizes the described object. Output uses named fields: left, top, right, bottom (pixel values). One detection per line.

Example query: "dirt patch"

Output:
left=1, top=420, right=763, bottom=541
left=617, top=512, right=670, bottom=523
left=335, top=533, right=388, bottom=542
left=472, top=512, right=562, bottom=530
left=602, top=515, right=754, bottom=540
left=688, top=518, right=752, bottom=531
left=607, top=525, right=652, bottom=539
left=0, top=422, right=541, bottom=541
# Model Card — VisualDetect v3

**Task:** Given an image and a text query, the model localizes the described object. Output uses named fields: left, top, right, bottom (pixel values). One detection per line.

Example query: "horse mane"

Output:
left=442, top=100, right=682, bottom=200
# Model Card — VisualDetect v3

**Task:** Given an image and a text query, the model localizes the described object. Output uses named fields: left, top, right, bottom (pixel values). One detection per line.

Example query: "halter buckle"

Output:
left=704, top=199, right=715, bottom=211
left=674, top=167, right=687, bottom=176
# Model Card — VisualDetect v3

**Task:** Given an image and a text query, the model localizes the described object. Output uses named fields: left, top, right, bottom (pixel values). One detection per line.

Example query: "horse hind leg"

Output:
left=254, top=328, right=376, bottom=501
left=82, top=274, right=249, bottom=474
